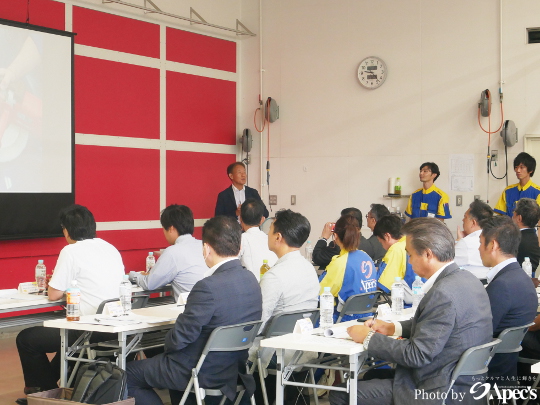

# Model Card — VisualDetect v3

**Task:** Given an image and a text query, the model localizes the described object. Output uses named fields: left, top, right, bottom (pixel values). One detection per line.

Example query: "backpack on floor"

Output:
left=71, top=358, right=127, bottom=404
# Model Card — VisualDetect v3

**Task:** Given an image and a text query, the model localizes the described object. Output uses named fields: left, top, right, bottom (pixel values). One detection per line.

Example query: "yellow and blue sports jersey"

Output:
left=319, top=249, right=377, bottom=322
left=377, top=237, right=422, bottom=294
left=405, top=184, right=451, bottom=219
left=494, top=180, right=540, bottom=217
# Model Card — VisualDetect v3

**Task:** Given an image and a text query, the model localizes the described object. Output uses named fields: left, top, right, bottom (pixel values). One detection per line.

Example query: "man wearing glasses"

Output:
left=405, top=162, right=451, bottom=221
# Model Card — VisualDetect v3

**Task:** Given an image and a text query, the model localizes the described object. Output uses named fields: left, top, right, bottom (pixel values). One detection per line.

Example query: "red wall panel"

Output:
left=0, top=0, right=65, bottom=31
left=166, top=72, right=236, bottom=144
left=166, top=151, right=236, bottom=219
left=166, top=27, right=236, bottom=73
left=75, top=56, right=160, bottom=138
left=76, top=145, right=160, bottom=222
left=73, top=6, right=159, bottom=58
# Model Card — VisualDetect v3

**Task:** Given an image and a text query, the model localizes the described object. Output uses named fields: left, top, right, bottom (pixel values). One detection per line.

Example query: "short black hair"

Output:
left=241, top=198, right=265, bottom=226
left=60, top=204, right=96, bottom=241
left=468, top=200, right=493, bottom=223
left=369, top=204, right=391, bottom=222
left=273, top=209, right=310, bottom=248
left=202, top=216, right=242, bottom=257
left=420, top=162, right=440, bottom=181
left=514, top=152, right=536, bottom=177
left=373, top=214, right=403, bottom=240
left=479, top=216, right=521, bottom=257
left=340, top=207, right=363, bottom=229
left=227, top=162, right=246, bottom=176
left=514, top=198, right=540, bottom=228
left=160, top=205, right=194, bottom=236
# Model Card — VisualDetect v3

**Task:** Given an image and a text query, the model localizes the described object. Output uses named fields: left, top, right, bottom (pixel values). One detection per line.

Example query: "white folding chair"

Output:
left=179, top=320, right=263, bottom=405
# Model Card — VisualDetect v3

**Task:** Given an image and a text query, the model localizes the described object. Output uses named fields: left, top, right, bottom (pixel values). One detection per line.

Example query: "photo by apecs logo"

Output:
left=470, top=382, right=537, bottom=403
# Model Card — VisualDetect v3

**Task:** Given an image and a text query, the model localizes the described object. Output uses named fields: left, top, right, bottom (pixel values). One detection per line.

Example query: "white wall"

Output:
left=236, top=0, right=540, bottom=243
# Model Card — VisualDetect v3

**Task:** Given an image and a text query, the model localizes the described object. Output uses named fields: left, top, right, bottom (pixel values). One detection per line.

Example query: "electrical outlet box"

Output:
left=269, top=195, right=277, bottom=205
left=291, top=195, right=296, bottom=205
left=474, top=195, right=481, bottom=201
left=456, top=195, right=462, bottom=206
left=491, top=150, right=498, bottom=162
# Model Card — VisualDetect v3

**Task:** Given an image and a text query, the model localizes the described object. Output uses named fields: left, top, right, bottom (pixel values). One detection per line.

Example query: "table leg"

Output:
left=349, top=354, right=358, bottom=405
left=118, top=331, right=127, bottom=369
left=276, top=348, right=285, bottom=405
left=60, top=328, right=68, bottom=387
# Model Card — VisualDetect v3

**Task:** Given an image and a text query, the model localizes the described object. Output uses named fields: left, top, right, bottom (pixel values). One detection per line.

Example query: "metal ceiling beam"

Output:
left=102, top=0, right=256, bottom=36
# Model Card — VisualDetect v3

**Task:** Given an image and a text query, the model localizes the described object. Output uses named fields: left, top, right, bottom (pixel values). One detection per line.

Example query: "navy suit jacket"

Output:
left=517, top=228, right=540, bottom=272
left=215, top=185, right=269, bottom=218
left=486, top=260, right=537, bottom=379
left=159, top=259, right=262, bottom=399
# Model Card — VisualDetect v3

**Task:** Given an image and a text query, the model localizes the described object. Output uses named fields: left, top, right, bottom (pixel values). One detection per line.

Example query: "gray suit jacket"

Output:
left=368, top=263, right=493, bottom=404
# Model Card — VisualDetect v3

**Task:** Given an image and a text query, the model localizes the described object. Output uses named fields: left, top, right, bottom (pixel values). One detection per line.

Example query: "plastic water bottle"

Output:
left=412, top=276, right=425, bottom=309
left=146, top=252, right=156, bottom=272
left=523, top=257, right=533, bottom=278
left=396, top=207, right=406, bottom=224
left=320, top=287, right=334, bottom=330
left=66, top=280, right=81, bottom=321
left=35, top=260, right=47, bottom=293
left=391, top=277, right=404, bottom=315
left=260, top=259, right=271, bottom=280
left=305, top=241, right=313, bottom=263
left=119, top=275, right=132, bottom=315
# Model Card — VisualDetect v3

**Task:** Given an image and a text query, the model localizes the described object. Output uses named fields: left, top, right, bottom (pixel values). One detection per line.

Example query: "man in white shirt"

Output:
left=238, top=198, right=277, bottom=280
left=130, top=204, right=207, bottom=300
left=16, top=205, right=125, bottom=402
left=454, top=199, right=493, bottom=279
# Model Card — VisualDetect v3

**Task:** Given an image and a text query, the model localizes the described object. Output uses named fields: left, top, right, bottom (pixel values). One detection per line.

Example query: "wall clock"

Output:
left=357, top=56, right=387, bottom=89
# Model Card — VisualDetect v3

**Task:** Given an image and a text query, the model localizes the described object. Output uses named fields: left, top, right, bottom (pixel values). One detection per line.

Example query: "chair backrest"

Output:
left=96, top=294, right=149, bottom=314
left=337, top=291, right=381, bottom=323
left=451, top=338, right=501, bottom=380
left=202, top=320, right=263, bottom=355
left=495, top=323, right=534, bottom=354
left=263, top=309, right=320, bottom=338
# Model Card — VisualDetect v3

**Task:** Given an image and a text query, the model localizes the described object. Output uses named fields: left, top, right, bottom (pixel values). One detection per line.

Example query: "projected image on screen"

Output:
left=0, top=19, right=74, bottom=240
left=0, top=24, right=71, bottom=193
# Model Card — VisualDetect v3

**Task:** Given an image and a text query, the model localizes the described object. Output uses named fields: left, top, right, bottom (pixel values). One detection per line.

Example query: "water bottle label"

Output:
left=67, top=291, right=80, bottom=305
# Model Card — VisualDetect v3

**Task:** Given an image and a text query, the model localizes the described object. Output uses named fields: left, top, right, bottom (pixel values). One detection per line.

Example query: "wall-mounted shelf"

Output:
left=383, top=194, right=411, bottom=198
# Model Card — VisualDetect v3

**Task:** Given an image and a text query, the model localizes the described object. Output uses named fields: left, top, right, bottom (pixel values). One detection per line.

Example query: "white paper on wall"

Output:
left=449, top=154, right=474, bottom=192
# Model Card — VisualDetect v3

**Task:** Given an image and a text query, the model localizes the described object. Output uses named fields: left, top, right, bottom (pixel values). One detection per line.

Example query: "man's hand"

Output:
left=347, top=325, right=371, bottom=343
left=532, top=278, right=540, bottom=288
left=364, top=319, right=396, bottom=336
left=456, top=225, right=465, bottom=241
left=321, top=222, right=333, bottom=240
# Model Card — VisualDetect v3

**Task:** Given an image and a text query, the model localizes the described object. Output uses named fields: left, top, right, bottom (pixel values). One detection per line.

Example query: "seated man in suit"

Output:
left=313, top=207, right=372, bottom=269
left=479, top=215, right=537, bottom=382
left=126, top=216, right=263, bottom=405
left=330, top=218, right=493, bottom=405
left=130, top=204, right=207, bottom=301
left=454, top=199, right=493, bottom=279
left=215, top=162, right=269, bottom=220
left=512, top=197, right=540, bottom=273
left=238, top=198, right=277, bottom=280
left=364, top=203, right=391, bottom=263
left=373, top=214, right=417, bottom=292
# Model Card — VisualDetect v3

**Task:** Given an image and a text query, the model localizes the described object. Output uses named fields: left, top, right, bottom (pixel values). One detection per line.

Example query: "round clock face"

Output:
left=358, top=56, right=387, bottom=89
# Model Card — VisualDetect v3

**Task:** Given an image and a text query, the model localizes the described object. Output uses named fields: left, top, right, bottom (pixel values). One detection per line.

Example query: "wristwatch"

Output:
left=319, top=237, right=327, bottom=242
left=363, top=330, right=375, bottom=350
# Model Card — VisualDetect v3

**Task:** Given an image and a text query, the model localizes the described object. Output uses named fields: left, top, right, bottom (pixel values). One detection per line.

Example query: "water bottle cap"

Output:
left=324, top=287, right=331, bottom=292
left=394, top=277, right=401, bottom=282
left=396, top=177, right=400, bottom=180
left=263, top=259, right=268, bottom=263
left=415, top=275, right=420, bottom=280
left=148, top=252, right=153, bottom=256
left=526, top=257, right=531, bottom=261
left=123, top=274, right=129, bottom=279
left=38, top=260, right=44, bottom=264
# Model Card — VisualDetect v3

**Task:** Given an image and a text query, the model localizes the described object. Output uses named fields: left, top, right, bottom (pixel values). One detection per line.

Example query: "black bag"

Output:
left=71, top=359, right=127, bottom=404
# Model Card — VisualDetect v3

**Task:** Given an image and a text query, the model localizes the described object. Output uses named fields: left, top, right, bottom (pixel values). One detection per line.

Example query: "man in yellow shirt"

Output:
left=373, top=214, right=417, bottom=292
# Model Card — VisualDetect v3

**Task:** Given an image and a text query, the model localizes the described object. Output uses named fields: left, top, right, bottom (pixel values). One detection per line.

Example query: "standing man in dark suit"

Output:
left=512, top=197, right=540, bottom=272
left=126, top=216, right=263, bottom=405
left=330, top=218, right=493, bottom=405
left=478, top=215, right=537, bottom=382
left=215, top=162, right=269, bottom=220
